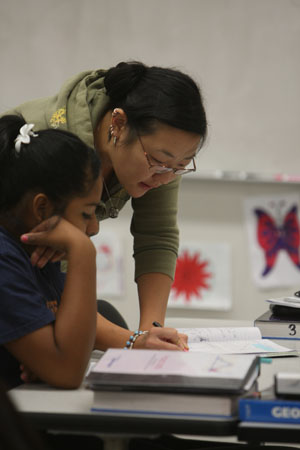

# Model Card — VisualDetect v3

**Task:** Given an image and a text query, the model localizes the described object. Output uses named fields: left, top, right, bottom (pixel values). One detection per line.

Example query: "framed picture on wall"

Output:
left=244, top=193, right=300, bottom=289
left=168, top=241, right=232, bottom=311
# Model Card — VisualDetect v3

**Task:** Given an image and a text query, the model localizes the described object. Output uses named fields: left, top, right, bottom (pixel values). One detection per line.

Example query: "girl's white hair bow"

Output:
left=14, top=124, right=38, bottom=153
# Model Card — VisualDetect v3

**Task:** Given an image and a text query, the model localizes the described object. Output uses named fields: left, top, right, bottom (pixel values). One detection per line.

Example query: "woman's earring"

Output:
left=109, top=125, right=117, bottom=146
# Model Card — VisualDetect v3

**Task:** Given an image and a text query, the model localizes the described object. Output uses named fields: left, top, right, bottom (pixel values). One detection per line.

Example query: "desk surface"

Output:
left=237, top=421, right=300, bottom=445
left=8, top=319, right=300, bottom=445
left=9, top=382, right=237, bottom=438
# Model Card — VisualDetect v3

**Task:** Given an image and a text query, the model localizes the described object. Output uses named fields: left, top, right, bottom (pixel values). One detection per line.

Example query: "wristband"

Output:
left=124, top=330, right=148, bottom=349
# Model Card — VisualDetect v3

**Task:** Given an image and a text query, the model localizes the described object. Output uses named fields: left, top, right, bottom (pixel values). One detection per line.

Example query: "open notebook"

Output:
left=176, top=326, right=296, bottom=356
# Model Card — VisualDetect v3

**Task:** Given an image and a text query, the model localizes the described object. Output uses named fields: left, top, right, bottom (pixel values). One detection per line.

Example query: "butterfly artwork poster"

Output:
left=168, top=241, right=232, bottom=311
left=244, top=193, right=300, bottom=289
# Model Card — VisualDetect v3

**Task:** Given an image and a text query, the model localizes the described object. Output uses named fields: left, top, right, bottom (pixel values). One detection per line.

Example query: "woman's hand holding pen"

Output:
left=153, top=321, right=189, bottom=351
left=133, top=322, right=189, bottom=352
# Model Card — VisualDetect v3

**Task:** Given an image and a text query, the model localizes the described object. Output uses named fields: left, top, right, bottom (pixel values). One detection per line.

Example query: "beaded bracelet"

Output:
left=124, top=330, right=148, bottom=350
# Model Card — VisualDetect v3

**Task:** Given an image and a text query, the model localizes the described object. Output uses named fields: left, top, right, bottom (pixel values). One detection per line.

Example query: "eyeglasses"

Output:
left=138, top=136, right=196, bottom=175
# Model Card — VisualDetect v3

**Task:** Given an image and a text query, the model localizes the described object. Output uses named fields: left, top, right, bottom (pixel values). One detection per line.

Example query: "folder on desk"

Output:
left=86, top=349, right=260, bottom=395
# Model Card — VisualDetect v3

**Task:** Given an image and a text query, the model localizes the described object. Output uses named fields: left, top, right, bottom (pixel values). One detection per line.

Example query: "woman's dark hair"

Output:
left=104, top=61, right=207, bottom=147
left=0, top=115, right=101, bottom=214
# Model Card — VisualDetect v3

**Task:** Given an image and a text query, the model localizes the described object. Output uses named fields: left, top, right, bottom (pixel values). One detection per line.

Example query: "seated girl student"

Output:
left=0, top=115, right=187, bottom=390
left=5, top=61, right=208, bottom=333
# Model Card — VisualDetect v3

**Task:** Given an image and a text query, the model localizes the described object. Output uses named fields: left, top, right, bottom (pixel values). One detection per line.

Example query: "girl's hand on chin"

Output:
left=20, top=216, right=92, bottom=268
left=20, top=216, right=65, bottom=268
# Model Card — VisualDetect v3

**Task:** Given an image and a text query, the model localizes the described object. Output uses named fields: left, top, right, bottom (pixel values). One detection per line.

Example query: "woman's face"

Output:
left=111, top=124, right=201, bottom=198
left=63, top=175, right=103, bottom=237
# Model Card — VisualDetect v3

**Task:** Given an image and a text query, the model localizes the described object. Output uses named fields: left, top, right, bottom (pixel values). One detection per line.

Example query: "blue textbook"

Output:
left=239, top=387, right=300, bottom=424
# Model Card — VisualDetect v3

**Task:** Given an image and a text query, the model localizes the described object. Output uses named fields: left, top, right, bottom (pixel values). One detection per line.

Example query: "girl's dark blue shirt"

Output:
left=0, top=227, right=65, bottom=389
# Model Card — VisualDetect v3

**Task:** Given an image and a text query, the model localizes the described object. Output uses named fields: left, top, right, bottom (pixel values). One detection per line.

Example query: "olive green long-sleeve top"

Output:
left=4, top=70, right=180, bottom=281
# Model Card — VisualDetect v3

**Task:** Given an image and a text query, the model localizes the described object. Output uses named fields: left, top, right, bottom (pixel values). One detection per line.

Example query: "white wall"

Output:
left=100, top=179, right=300, bottom=330
left=1, top=0, right=300, bottom=329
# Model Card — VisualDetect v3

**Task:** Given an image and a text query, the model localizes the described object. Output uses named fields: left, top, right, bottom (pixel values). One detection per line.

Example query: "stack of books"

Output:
left=254, top=298, right=300, bottom=351
left=86, top=349, right=260, bottom=421
left=86, top=325, right=296, bottom=422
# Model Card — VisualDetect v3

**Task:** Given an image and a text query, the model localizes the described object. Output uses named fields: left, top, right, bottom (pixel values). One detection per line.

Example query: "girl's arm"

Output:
left=5, top=217, right=97, bottom=389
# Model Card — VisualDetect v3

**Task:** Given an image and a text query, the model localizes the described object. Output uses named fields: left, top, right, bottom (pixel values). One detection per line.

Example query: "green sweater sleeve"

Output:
left=131, top=177, right=180, bottom=281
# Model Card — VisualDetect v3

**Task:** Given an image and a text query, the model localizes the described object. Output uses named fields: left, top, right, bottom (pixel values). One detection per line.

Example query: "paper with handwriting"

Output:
left=177, top=327, right=294, bottom=355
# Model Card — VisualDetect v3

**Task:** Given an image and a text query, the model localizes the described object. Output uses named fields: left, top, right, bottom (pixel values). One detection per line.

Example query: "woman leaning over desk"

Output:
left=6, top=60, right=207, bottom=343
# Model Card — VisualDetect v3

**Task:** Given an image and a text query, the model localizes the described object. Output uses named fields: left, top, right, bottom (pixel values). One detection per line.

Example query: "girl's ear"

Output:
left=32, top=194, right=54, bottom=223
